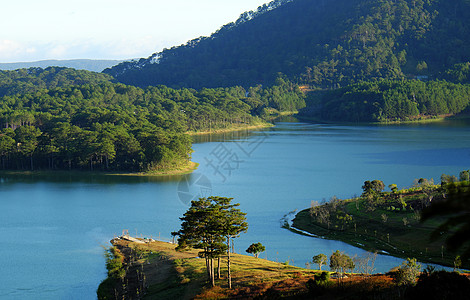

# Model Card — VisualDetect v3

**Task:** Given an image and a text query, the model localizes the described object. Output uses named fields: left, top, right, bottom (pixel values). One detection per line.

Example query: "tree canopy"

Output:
left=0, top=68, right=305, bottom=172
left=303, top=79, right=470, bottom=122
left=175, top=196, right=247, bottom=287
left=246, top=242, right=266, bottom=258
left=106, top=0, right=470, bottom=90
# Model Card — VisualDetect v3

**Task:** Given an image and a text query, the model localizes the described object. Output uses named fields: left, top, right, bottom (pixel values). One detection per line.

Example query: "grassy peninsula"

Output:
left=97, top=238, right=320, bottom=300
left=98, top=238, right=470, bottom=300
left=292, top=175, right=470, bottom=269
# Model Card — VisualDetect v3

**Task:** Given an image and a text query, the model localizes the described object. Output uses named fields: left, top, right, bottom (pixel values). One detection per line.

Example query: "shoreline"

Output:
left=291, top=208, right=461, bottom=269
left=297, top=113, right=470, bottom=125
left=0, top=161, right=199, bottom=178
left=107, top=161, right=199, bottom=177
left=186, top=123, right=273, bottom=135
left=0, top=123, right=273, bottom=178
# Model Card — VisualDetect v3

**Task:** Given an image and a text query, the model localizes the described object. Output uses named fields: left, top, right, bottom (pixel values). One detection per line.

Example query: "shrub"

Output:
left=393, top=258, right=421, bottom=286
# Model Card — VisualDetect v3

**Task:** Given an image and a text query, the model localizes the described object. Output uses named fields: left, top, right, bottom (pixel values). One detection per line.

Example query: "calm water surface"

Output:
left=1, top=121, right=470, bottom=299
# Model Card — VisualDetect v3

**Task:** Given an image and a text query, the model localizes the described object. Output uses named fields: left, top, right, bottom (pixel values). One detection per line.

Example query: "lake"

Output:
left=1, top=121, right=470, bottom=299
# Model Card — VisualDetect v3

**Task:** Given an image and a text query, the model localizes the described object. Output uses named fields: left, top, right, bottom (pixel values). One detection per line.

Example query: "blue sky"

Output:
left=0, top=0, right=269, bottom=63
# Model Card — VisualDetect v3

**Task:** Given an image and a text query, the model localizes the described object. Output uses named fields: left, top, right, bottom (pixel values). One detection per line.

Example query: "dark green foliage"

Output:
left=96, top=277, right=118, bottom=300
left=362, top=180, right=386, bottom=210
left=0, top=67, right=113, bottom=97
left=407, top=269, right=470, bottom=300
left=459, top=170, right=470, bottom=182
left=246, top=242, right=266, bottom=258
left=306, top=271, right=331, bottom=295
left=106, top=0, right=470, bottom=90
left=421, top=182, right=470, bottom=261
left=105, top=247, right=125, bottom=280
left=312, top=253, right=328, bottom=271
left=329, top=250, right=355, bottom=278
left=0, top=70, right=304, bottom=171
left=175, top=196, right=248, bottom=286
left=308, top=79, right=470, bottom=122
left=441, top=62, right=470, bottom=84
left=393, top=258, right=421, bottom=286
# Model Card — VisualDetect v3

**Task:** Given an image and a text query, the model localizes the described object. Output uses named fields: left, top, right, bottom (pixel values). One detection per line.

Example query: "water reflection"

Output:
left=191, top=127, right=263, bottom=144
left=1, top=120, right=467, bottom=299
left=0, top=171, right=184, bottom=185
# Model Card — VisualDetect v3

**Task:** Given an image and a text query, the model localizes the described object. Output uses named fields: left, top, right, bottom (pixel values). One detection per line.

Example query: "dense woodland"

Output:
left=106, top=0, right=470, bottom=90
left=308, top=79, right=470, bottom=122
left=0, top=68, right=305, bottom=172
left=104, top=0, right=470, bottom=122
left=3, top=0, right=470, bottom=171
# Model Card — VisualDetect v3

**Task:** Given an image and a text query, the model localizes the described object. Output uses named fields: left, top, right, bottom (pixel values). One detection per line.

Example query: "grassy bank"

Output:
left=98, top=238, right=470, bottom=299
left=292, top=183, right=469, bottom=269
left=0, top=161, right=199, bottom=178
left=98, top=238, right=320, bottom=299
left=186, top=122, right=273, bottom=135
left=108, top=161, right=199, bottom=177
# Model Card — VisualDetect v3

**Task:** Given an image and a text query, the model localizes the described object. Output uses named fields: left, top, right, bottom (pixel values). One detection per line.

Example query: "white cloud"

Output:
left=0, top=40, right=23, bottom=61
left=1, top=0, right=271, bottom=62
left=48, top=44, right=68, bottom=58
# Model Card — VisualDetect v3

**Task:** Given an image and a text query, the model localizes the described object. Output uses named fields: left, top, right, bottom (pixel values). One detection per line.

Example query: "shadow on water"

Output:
left=0, top=171, right=184, bottom=185
left=191, top=128, right=266, bottom=144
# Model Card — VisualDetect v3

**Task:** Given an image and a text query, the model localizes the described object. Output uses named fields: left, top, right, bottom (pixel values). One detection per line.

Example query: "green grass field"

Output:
left=292, top=185, right=469, bottom=269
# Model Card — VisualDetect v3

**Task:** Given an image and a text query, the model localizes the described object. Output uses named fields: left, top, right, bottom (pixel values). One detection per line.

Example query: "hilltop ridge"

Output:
left=105, top=0, right=470, bottom=89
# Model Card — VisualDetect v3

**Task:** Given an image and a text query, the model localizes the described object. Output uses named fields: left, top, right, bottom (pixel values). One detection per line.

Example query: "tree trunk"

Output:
left=217, top=257, right=221, bottom=279
left=210, top=259, right=215, bottom=287
left=227, top=237, right=232, bottom=289
left=30, top=154, right=33, bottom=171
left=206, top=257, right=210, bottom=278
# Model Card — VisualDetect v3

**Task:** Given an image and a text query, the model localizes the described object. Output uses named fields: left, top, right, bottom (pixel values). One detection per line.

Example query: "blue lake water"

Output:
left=1, top=121, right=470, bottom=299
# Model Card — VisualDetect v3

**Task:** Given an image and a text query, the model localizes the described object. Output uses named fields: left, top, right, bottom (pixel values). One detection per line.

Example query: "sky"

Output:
left=0, top=0, right=270, bottom=63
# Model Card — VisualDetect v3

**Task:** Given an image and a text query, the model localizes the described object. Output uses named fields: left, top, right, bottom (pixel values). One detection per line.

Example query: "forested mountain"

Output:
left=105, top=0, right=470, bottom=89
left=0, top=68, right=305, bottom=172
left=0, top=59, right=123, bottom=73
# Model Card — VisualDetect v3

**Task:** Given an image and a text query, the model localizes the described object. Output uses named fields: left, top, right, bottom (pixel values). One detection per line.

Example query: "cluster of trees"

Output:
left=310, top=197, right=354, bottom=230
left=310, top=251, right=378, bottom=278
left=307, top=171, right=470, bottom=270
left=0, top=68, right=306, bottom=171
left=175, top=197, right=248, bottom=288
left=0, top=67, right=113, bottom=97
left=310, top=79, right=470, bottom=122
left=441, top=62, right=470, bottom=84
left=106, top=0, right=470, bottom=90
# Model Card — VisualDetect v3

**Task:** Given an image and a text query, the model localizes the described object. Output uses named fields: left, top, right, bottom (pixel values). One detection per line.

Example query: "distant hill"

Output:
left=105, top=0, right=470, bottom=89
left=0, top=67, right=114, bottom=96
left=0, top=59, right=124, bottom=73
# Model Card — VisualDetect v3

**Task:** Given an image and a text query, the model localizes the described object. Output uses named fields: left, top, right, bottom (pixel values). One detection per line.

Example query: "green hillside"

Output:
left=105, top=0, right=470, bottom=90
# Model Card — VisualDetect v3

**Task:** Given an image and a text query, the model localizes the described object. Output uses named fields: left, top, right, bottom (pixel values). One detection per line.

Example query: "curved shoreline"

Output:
left=290, top=208, right=459, bottom=269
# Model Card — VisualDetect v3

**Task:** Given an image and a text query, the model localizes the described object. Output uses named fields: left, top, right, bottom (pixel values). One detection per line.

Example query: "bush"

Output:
left=407, top=270, right=470, bottom=299
left=393, top=258, right=421, bottom=286
left=306, top=272, right=332, bottom=295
